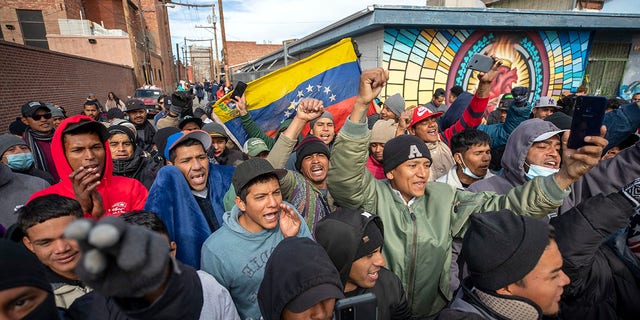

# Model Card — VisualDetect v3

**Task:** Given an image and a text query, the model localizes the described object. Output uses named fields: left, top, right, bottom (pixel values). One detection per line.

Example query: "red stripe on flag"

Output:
left=301, top=97, right=357, bottom=136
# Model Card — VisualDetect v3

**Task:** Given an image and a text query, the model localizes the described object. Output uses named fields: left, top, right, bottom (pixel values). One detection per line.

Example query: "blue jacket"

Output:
left=145, top=163, right=234, bottom=268
left=603, top=102, right=640, bottom=153
left=200, top=202, right=312, bottom=320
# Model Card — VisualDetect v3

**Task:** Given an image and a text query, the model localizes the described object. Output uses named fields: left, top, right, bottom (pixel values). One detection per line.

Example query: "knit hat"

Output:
left=178, top=116, right=203, bottom=130
left=258, top=237, right=344, bottom=320
left=107, top=125, right=135, bottom=143
left=106, top=108, right=125, bottom=120
left=409, top=106, right=444, bottom=128
left=243, top=138, right=270, bottom=157
left=463, top=210, right=550, bottom=291
left=295, top=136, right=330, bottom=171
left=202, top=122, right=229, bottom=139
left=153, top=127, right=180, bottom=159
left=309, top=111, right=334, bottom=129
left=370, top=119, right=396, bottom=144
left=0, top=239, right=52, bottom=293
left=382, top=135, right=431, bottom=174
left=0, top=133, right=27, bottom=158
left=354, top=219, right=384, bottom=261
left=384, top=93, right=406, bottom=117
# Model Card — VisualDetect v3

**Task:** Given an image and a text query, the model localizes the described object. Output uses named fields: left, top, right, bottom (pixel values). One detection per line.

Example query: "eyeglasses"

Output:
left=31, top=113, right=52, bottom=121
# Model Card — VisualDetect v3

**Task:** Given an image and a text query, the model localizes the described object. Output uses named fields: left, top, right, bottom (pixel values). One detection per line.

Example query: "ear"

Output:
left=23, top=236, right=35, bottom=253
left=21, top=117, right=29, bottom=125
left=496, top=284, right=515, bottom=296
left=385, top=170, right=394, bottom=180
left=408, top=127, right=415, bottom=135
left=234, top=196, right=246, bottom=211
left=167, top=160, right=173, bottom=166
left=454, top=153, right=463, bottom=166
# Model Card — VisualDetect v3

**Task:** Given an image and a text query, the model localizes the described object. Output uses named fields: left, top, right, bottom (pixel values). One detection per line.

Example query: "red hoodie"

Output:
left=29, top=115, right=148, bottom=218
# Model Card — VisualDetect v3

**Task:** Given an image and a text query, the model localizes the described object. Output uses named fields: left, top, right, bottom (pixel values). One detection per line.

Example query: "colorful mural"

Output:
left=382, top=28, right=592, bottom=110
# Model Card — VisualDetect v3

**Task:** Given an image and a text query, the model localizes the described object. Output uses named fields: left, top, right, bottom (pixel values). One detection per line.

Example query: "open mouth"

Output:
left=367, top=270, right=380, bottom=281
left=543, top=160, right=558, bottom=168
left=263, top=212, right=278, bottom=223
left=190, top=172, right=206, bottom=185
left=310, top=165, right=325, bottom=177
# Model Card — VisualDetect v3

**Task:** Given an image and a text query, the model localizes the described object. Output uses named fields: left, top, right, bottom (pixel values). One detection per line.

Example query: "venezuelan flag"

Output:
left=212, top=38, right=362, bottom=145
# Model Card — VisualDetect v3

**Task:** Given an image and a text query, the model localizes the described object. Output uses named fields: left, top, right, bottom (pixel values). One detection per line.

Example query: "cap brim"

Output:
left=409, top=111, right=443, bottom=128
left=248, top=146, right=270, bottom=157
left=165, top=130, right=212, bottom=159
left=63, top=121, right=109, bottom=142
left=286, top=283, right=345, bottom=313
left=533, top=130, right=567, bottom=142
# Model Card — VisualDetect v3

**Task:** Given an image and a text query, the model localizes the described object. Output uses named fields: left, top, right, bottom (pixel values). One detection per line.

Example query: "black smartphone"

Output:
left=566, top=95, right=606, bottom=149
left=333, top=293, right=377, bottom=320
left=467, top=53, right=494, bottom=73
left=232, top=81, right=247, bottom=100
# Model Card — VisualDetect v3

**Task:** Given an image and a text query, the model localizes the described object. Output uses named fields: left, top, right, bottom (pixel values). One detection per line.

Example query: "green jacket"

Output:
left=327, top=119, right=569, bottom=317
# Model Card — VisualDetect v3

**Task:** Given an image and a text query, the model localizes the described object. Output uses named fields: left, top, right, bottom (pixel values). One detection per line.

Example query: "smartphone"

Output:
left=467, top=53, right=494, bottom=73
left=232, top=81, right=247, bottom=100
left=333, top=293, right=377, bottom=320
left=566, top=96, right=606, bottom=149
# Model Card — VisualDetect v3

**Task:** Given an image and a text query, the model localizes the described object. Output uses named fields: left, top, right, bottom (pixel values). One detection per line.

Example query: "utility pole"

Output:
left=195, top=5, right=221, bottom=83
left=123, top=0, right=144, bottom=87
left=137, top=0, right=152, bottom=85
left=176, top=43, right=181, bottom=82
left=218, top=0, right=230, bottom=82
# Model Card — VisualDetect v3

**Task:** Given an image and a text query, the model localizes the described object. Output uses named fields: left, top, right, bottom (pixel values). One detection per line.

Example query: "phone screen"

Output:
left=233, top=81, right=247, bottom=99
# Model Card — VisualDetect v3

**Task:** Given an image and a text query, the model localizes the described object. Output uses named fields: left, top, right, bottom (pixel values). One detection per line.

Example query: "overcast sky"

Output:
left=167, top=0, right=427, bottom=57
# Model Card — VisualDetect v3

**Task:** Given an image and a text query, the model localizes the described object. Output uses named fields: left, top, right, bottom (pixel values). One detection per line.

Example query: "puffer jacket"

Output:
left=327, top=119, right=569, bottom=318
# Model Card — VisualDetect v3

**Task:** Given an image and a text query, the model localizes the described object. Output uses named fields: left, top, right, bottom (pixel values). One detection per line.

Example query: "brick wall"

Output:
left=227, top=41, right=282, bottom=68
left=0, top=40, right=135, bottom=133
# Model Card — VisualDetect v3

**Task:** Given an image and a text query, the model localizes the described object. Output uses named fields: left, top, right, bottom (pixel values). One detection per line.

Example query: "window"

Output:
left=16, top=9, right=48, bottom=49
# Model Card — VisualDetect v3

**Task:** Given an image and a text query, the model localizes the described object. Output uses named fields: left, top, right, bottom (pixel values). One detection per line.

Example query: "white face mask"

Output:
left=459, top=157, right=485, bottom=180
left=525, top=163, right=559, bottom=180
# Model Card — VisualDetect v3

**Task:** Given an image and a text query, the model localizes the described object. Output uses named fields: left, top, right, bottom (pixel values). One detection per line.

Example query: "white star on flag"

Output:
left=329, top=94, right=336, bottom=102
left=323, top=86, right=331, bottom=94
left=306, top=84, right=314, bottom=92
left=297, top=90, right=304, bottom=98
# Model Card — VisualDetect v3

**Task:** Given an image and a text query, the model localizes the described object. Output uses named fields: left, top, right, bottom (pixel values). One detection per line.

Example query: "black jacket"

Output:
left=112, top=148, right=161, bottom=189
left=550, top=192, right=640, bottom=320
left=315, top=207, right=411, bottom=320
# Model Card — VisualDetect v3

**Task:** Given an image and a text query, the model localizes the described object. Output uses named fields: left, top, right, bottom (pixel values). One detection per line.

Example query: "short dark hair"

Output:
left=450, top=86, right=464, bottom=97
left=121, top=210, right=170, bottom=237
left=450, top=129, right=492, bottom=155
left=434, top=88, right=446, bottom=98
left=169, top=138, right=204, bottom=163
left=157, top=94, right=167, bottom=104
left=238, top=173, right=278, bottom=202
left=17, top=195, right=83, bottom=234
left=84, top=100, right=98, bottom=107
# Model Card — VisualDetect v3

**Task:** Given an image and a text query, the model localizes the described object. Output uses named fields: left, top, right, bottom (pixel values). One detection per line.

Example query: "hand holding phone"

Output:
left=467, top=53, right=494, bottom=73
left=232, top=81, right=247, bottom=100
left=566, top=96, right=606, bottom=149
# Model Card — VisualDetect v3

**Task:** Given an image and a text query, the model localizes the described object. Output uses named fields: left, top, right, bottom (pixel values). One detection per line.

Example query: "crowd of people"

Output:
left=1, top=57, right=640, bottom=320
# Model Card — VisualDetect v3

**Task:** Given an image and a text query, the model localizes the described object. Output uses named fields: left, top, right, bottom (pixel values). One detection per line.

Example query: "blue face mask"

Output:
left=459, top=158, right=485, bottom=180
left=525, top=163, right=559, bottom=180
left=6, top=153, right=34, bottom=171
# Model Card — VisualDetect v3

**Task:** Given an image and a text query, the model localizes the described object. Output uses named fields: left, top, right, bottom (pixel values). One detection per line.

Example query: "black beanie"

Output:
left=108, top=125, right=136, bottom=144
left=382, top=135, right=431, bottom=174
left=463, top=210, right=550, bottom=291
left=0, top=239, right=52, bottom=293
left=354, top=221, right=384, bottom=261
left=295, top=135, right=330, bottom=171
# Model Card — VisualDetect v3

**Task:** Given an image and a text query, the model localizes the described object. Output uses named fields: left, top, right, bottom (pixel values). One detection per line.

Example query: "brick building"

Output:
left=0, top=0, right=175, bottom=91
left=226, top=41, right=281, bottom=73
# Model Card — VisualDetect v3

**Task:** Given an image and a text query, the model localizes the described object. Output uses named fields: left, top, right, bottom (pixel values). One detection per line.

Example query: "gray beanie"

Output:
left=0, top=133, right=27, bottom=158
left=370, top=119, right=396, bottom=144
left=309, top=111, right=334, bottom=129
left=384, top=93, right=406, bottom=117
left=463, top=210, right=550, bottom=291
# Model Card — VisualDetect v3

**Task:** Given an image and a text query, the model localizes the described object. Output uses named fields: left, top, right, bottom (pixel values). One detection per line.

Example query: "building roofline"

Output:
left=241, top=5, right=640, bottom=71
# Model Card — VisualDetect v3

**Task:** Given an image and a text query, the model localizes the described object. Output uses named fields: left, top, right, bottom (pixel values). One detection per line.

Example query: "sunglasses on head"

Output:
left=31, top=113, right=52, bottom=121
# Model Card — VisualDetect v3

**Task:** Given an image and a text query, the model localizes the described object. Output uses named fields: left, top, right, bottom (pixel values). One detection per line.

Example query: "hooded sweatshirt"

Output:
left=28, top=115, right=148, bottom=218
left=315, top=208, right=412, bottom=320
left=200, top=202, right=311, bottom=320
